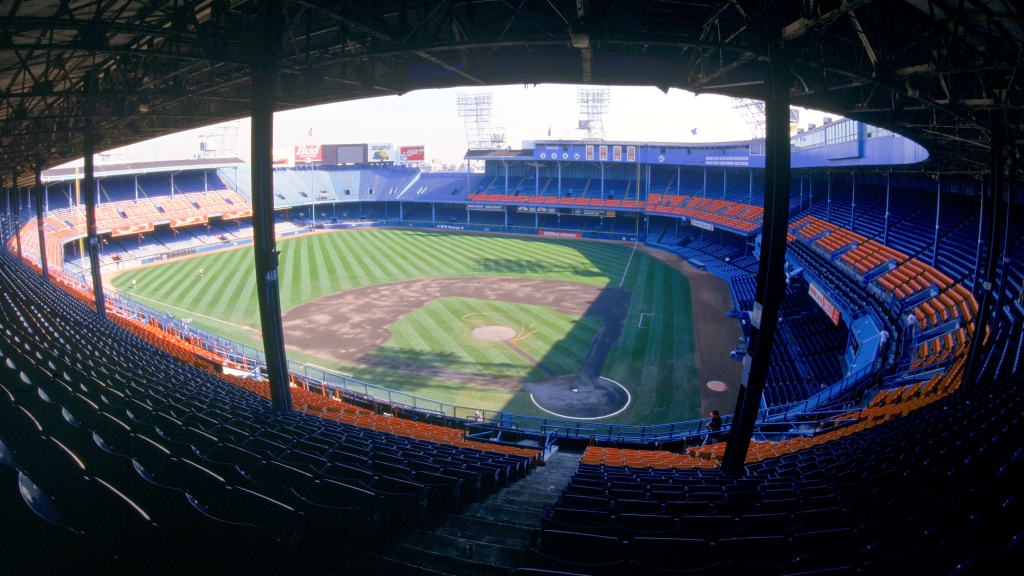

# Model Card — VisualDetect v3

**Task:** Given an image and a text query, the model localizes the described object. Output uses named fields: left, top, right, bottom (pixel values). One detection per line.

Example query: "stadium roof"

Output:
left=2, top=1, right=1022, bottom=186
left=40, top=157, right=245, bottom=183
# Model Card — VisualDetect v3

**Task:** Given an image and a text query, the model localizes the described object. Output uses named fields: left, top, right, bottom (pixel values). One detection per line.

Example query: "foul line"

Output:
left=619, top=239, right=639, bottom=288
left=120, top=292, right=254, bottom=333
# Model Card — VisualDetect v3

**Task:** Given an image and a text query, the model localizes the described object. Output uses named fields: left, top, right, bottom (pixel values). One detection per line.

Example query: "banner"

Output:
left=400, top=145, right=425, bottom=162
left=222, top=207, right=253, bottom=220
left=599, top=145, right=608, bottom=161
left=370, top=143, right=394, bottom=162
left=585, top=145, right=595, bottom=161
left=690, top=219, right=714, bottom=231
left=612, top=146, right=622, bottom=162
left=539, top=230, right=581, bottom=239
left=294, top=144, right=322, bottom=163
left=467, top=204, right=505, bottom=212
left=517, top=205, right=558, bottom=214
left=573, top=209, right=616, bottom=217
left=626, top=146, right=636, bottom=162
left=170, top=215, right=208, bottom=228
left=808, top=282, right=842, bottom=325
left=111, top=222, right=154, bottom=237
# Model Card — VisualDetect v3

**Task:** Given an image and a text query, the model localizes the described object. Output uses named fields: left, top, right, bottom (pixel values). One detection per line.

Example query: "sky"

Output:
left=85, top=84, right=833, bottom=168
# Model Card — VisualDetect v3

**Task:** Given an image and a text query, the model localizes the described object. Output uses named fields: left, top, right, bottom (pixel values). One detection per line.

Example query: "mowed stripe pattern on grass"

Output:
left=375, top=297, right=600, bottom=381
left=111, top=229, right=702, bottom=423
left=113, top=229, right=627, bottom=328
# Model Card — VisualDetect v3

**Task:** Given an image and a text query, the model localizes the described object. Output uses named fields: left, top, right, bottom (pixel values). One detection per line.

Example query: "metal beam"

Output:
left=250, top=0, right=292, bottom=412
left=11, top=170, right=21, bottom=261
left=722, top=46, right=791, bottom=477
left=34, top=165, right=47, bottom=281
left=83, top=121, right=105, bottom=319
left=964, top=119, right=1005, bottom=386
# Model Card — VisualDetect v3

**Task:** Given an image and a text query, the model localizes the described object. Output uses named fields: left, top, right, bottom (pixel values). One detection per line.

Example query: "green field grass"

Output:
left=111, top=229, right=700, bottom=423
left=375, top=297, right=600, bottom=381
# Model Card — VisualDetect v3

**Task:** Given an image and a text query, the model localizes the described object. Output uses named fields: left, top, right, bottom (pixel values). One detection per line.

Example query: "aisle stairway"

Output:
left=367, top=450, right=583, bottom=575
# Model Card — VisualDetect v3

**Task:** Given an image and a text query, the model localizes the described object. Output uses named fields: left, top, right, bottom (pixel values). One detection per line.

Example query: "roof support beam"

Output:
left=722, top=32, right=791, bottom=476
left=250, top=0, right=292, bottom=412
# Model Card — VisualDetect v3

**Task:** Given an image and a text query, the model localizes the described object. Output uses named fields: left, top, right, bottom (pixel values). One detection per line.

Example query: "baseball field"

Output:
left=110, top=228, right=741, bottom=424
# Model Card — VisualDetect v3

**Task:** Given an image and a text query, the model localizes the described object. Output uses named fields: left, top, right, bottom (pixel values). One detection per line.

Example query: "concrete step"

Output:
left=361, top=553, right=458, bottom=576
left=458, top=502, right=544, bottom=527
left=404, top=528, right=526, bottom=567
left=392, top=543, right=512, bottom=576
left=438, top=515, right=536, bottom=544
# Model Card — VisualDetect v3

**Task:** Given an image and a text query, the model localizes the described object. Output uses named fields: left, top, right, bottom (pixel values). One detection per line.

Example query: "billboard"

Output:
left=626, top=146, right=636, bottom=162
left=585, top=145, right=594, bottom=161
left=612, top=145, right=622, bottom=161
left=272, top=147, right=294, bottom=167
left=334, top=143, right=367, bottom=164
left=400, top=145, right=425, bottom=162
left=690, top=219, right=714, bottom=231
left=599, top=145, right=608, bottom=161
left=808, top=281, right=842, bottom=326
left=370, top=143, right=394, bottom=162
left=539, top=230, right=581, bottom=239
left=294, top=144, right=322, bottom=163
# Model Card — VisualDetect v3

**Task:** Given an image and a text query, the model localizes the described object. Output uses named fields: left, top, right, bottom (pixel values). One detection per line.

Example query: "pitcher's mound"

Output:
left=471, top=325, right=517, bottom=342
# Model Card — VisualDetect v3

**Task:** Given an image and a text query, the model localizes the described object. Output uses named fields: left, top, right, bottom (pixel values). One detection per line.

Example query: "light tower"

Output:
left=733, top=98, right=801, bottom=138
left=196, top=120, right=243, bottom=159
left=456, top=92, right=505, bottom=150
left=576, top=86, right=610, bottom=140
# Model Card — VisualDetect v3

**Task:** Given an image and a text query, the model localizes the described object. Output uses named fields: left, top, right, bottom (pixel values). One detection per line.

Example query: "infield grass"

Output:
left=111, top=229, right=700, bottom=423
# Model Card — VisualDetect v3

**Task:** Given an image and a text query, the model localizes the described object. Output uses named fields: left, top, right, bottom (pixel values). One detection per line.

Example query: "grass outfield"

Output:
left=111, top=229, right=699, bottom=424
left=375, top=297, right=600, bottom=381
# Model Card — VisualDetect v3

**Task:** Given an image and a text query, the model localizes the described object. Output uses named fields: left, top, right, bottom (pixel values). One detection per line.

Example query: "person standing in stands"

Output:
left=702, top=410, right=723, bottom=446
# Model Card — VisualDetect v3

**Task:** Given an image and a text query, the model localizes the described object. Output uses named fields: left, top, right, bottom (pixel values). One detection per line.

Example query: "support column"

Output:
left=850, top=173, right=856, bottom=231
left=722, top=168, right=727, bottom=199
left=557, top=162, right=562, bottom=198
left=721, top=51, right=791, bottom=476
left=973, top=176, right=984, bottom=290
left=249, top=0, right=291, bottom=411
left=798, top=174, right=803, bottom=212
left=932, top=174, right=941, bottom=267
left=535, top=163, right=539, bottom=197
left=504, top=162, right=508, bottom=196
left=748, top=169, right=753, bottom=206
left=504, top=206, right=508, bottom=228
left=83, top=122, right=106, bottom=318
left=431, top=203, right=436, bottom=223
left=808, top=174, right=814, bottom=213
left=34, top=166, right=48, bottom=281
left=994, top=148, right=1015, bottom=315
left=884, top=172, right=891, bottom=245
left=12, top=171, right=22, bottom=261
left=964, top=120, right=1005, bottom=387
left=601, top=163, right=605, bottom=198
left=703, top=167, right=707, bottom=198
left=677, top=166, right=681, bottom=196
left=826, top=172, right=832, bottom=222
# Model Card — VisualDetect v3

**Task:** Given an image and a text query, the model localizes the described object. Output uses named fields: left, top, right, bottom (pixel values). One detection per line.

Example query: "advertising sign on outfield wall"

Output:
left=690, top=219, right=715, bottom=231
left=539, top=230, right=582, bottom=239
left=467, top=204, right=505, bottom=211
left=808, top=281, right=842, bottom=325
left=517, top=205, right=558, bottom=214
left=294, top=144, right=322, bottom=163
left=400, top=145, right=425, bottom=162
left=573, top=209, right=616, bottom=217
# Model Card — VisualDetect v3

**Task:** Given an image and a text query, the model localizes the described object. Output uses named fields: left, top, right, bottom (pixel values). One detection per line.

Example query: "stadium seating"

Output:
left=526, top=352, right=1021, bottom=575
left=0, top=249, right=536, bottom=572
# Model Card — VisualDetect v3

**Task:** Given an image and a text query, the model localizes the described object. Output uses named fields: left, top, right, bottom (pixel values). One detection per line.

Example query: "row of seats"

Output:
left=0, top=248, right=534, bottom=572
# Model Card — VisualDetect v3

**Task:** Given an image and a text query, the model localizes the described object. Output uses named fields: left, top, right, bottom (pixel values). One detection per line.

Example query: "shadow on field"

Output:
left=471, top=257, right=606, bottom=279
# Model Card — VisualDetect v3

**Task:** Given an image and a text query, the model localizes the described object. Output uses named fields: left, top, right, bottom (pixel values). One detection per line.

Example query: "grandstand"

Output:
left=2, top=2, right=1023, bottom=575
